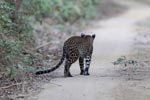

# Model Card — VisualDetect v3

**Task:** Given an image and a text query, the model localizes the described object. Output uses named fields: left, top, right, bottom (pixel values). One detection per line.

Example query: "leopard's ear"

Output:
left=92, top=34, right=96, bottom=39
left=81, top=33, right=85, bottom=37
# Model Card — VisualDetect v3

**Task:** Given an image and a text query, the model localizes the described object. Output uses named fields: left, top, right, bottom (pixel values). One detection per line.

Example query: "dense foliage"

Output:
left=47, top=0, right=100, bottom=23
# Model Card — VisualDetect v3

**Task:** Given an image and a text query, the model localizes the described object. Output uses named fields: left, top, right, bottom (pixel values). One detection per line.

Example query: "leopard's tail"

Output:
left=35, top=53, right=65, bottom=75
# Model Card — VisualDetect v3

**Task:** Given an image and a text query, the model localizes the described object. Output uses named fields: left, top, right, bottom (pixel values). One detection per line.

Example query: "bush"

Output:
left=113, top=56, right=138, bottom=66
left=47, top=0, right=100, bottom=23
left=0, top=0, right=40, bottom=79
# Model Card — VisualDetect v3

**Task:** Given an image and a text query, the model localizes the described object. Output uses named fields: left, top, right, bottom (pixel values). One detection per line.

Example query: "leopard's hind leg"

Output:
left=79, top=57, right=84, bottom=75
left=64, top=60, right=72, bottom=77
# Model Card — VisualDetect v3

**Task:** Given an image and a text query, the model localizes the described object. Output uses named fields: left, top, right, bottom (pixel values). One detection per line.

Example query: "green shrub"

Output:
left=113, top=56, right=138, bottom=66
left=0, top=0, right=39, bottom=79
left=48, top=0, right=101, bottom=23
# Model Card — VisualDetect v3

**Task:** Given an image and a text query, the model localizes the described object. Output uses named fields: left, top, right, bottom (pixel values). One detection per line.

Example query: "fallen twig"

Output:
left=33, top=41, right=60, bottom=51
left=0, top=82, right=27, bottom=89
left=34, top=42, right=52, bottom=50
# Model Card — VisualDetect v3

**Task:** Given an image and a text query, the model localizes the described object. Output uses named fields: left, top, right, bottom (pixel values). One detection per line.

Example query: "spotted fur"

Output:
left=35, top=34, right=95, bottom=77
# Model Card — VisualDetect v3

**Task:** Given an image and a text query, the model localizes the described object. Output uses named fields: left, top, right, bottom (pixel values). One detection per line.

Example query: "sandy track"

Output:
left=34, top=0, right=150, bottom=100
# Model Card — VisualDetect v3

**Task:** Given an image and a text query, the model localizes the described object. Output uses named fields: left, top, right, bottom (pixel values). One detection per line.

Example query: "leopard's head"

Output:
left=81, top=33, right=95, bottom=42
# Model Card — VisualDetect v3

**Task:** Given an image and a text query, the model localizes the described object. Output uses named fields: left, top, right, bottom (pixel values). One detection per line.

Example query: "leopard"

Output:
left=35, top=33, right=95, bottom=77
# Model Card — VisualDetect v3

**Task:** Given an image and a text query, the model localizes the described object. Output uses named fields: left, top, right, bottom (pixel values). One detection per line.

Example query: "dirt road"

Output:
left=34, top=0, right=150, bottom=100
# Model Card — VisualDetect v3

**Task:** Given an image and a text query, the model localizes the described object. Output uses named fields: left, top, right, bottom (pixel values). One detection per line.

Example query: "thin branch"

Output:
left=0, top=32, right=6, bottom=38
left=34, top=42, right=52, bottom=50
